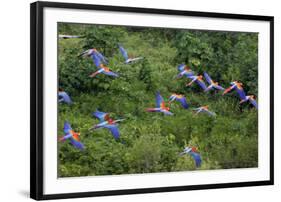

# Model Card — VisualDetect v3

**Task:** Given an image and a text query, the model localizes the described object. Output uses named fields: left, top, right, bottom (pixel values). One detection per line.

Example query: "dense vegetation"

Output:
left=58, top=23, right=258, bottom=177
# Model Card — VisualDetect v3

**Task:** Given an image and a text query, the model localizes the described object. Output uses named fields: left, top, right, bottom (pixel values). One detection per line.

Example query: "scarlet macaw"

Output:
left=223, top=81, right=246, bottom=100
left=203, top=72, right=225, bottom=92
left=118, top=44, right=143, bottom=64
left=168, top=93, right=189, bottom=109
left=146, top=91, right=173, bottom=115
left=186, top=75, right=207, bottom=91
left=58, top=90, right=72, bottom=104
left=89, top=110, right=125, bottom=140
left=179, top=146, right=202, bottom=168
left=193, top=105, right=216, bottom=116
left=59, top=122, right=84, bottom=150
left=79, top=48, right=108, bottom=65
left=176, top=64, right=194, bottom=78
left=89, top=52, right=119, bottom=78
left=240, top=95, right=258, bottom=109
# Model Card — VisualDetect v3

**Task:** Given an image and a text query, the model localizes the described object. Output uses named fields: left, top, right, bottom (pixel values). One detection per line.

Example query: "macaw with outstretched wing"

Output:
left=118, top=44, right=143, bottom=64
left=146, top=91, right=173, bottom=115
left=240, top=95, right=258, bottom=109
left=89, top=52, right=119, bottom=78
left=79, top=48, right=108, bottom=65
left=192, top=105, right=216, bottom=116
left=176, top=64, right=194, bottom=79
left=179, top=146, right=202, bottom=168
left=203, top=72, right=225, bottom=92
left=59, top=122, right=84, bottom=150
left=223, top=81, right=246, bottom=100
left=168, top=93, right=189, bottom=109
left=58, top=90, right=72, bottom=104
left=186, top=75, right=207, bottom=91
left=89, top=110, right=125, bottom=140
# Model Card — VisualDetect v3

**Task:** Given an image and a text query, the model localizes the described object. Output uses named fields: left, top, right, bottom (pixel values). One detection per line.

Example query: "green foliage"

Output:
left=58, top=23, right=258, bottom=177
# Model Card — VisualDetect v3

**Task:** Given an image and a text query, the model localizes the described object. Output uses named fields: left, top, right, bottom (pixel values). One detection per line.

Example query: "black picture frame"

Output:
left=30, top=1, right=274, bottom=200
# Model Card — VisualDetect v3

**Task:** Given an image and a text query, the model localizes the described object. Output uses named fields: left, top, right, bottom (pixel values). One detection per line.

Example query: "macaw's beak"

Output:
left=191, top=147, right=198, bottom=152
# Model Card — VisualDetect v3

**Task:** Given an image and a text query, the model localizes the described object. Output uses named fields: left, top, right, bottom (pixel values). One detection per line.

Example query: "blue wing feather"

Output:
left=190, top=152, right=202, bottom=167
left=63, top=121, right=72, bottom=133
left=234, top=87, right=246, bottom=100
left=214, top=85, right=225, bottom=91
left=177, top=64, right=185, bottom=72
left=118, top=44, right=128, bottom=61
left=203, top=72, right=212, bottom=85
left=92, top=110, right=108, bottom=122
left=195, top=80, right=207, bottom=90
left=59, top=92, right=72, bottom=104
left=70, top=137, right=85, bottom=150
left=249, top=98, right=258, bottom=109
left=102, top=71, right=119, bottom=77
left=91, top=52, right=102, bottom=67
left=104, top=124, right=120, bottom=139
left=155, top=91, right=164, bottom=108
left=176, top=97, right=189, bottom=109
left=95, top=51, right=108, bottom=64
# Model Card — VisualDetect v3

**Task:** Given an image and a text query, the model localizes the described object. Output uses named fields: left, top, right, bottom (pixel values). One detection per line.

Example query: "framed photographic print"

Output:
left=30, top=1, right=274, bottom=200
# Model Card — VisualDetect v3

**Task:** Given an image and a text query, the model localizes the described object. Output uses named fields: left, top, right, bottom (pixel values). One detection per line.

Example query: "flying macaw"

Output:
left=240, top=95, right=258, bottom=109
left=59, top=35, right=81, bottom=39
left=203, top=72, right=225, bottom=92
left=89, top=52, right=119, bottom=78
left=79, top=48, right=108, bottom=65
left=223, top=81, right=246, bottom=100
left=179, top=146, right=202, bottom=168
left=176, top=64, right=194, bottom=78
left=146, top=91, right=173, bottom=115
left=118, top=44, right=143, bottom=64
left=59, top=122, right=84, bottom=150
left=168, top=93, right=189, bottom=109
left=89, top=110, right=125, bottom=140
left=58, top=90, right=72, bottom=104
left=193, top=105, right=216, bottom=116
left=186, top=75, right=207, bottom=91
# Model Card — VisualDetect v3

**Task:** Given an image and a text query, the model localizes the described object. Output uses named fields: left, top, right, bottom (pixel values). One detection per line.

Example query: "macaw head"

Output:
left=72, top=131, right=80, bottom=137
left=191, top=146, right=198, bottom=153
left=236, top=82, right=243, bottom=89
left=108, top=118, right=114, bottom=124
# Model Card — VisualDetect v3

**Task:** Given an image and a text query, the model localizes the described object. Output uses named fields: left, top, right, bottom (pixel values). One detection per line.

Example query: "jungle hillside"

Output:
left=58, top=23, right=258, bottom=177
